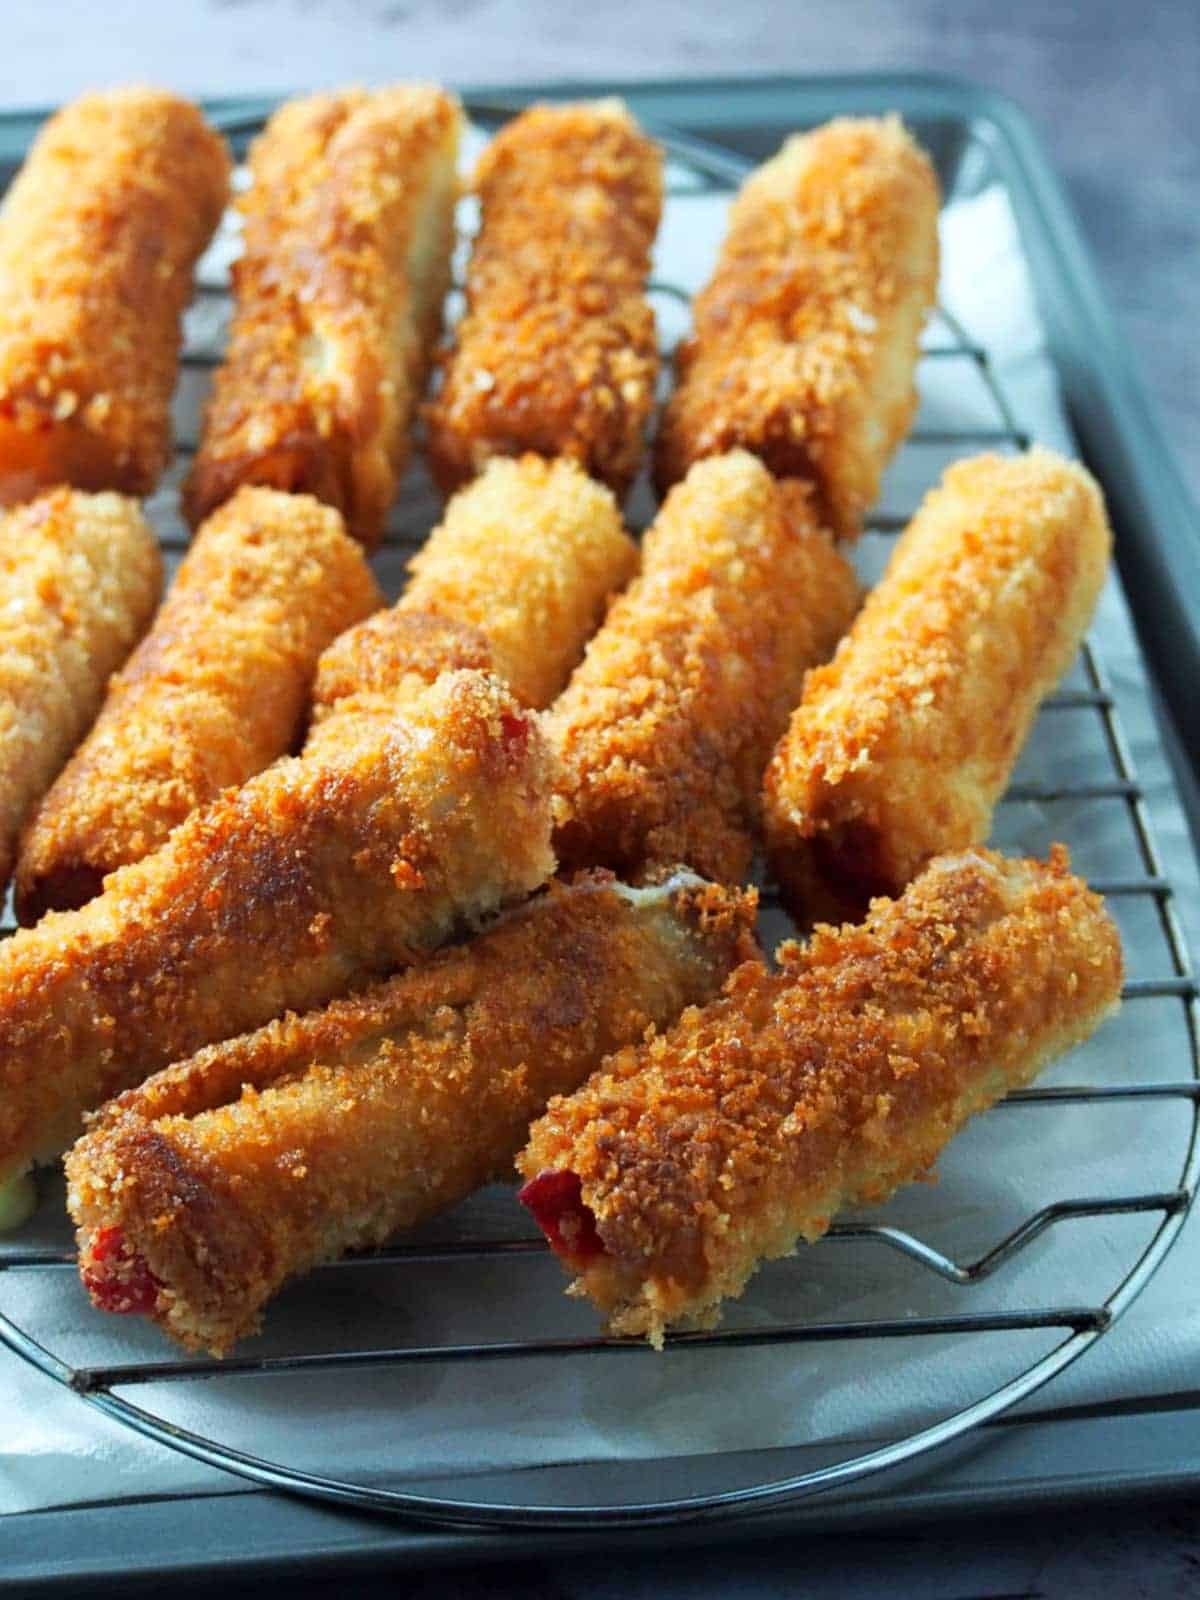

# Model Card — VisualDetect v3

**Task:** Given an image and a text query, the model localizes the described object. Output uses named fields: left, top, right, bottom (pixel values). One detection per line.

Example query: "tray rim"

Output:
left=4, top=1401, right=1200, bottom=1594
left=3, top=66, right=1199, bottom=1584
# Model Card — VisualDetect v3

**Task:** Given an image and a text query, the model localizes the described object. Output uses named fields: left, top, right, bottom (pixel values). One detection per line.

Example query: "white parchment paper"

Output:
left=3, top=149, right=1198, bottom=1518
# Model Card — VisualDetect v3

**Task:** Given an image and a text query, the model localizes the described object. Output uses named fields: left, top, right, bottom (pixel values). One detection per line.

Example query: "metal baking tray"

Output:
left=1, top=72, right=1198, bottom=1592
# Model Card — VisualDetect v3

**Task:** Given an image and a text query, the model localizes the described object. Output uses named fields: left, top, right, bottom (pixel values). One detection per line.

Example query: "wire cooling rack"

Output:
left=0, top=104, right=1198, bottom=1533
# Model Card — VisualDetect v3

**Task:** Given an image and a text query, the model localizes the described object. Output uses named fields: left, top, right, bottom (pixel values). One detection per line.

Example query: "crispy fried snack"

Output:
left=655, top=116, right=940, bottom=538
left=0, top=88, right=230, bottom=503
left=15, top=488, right=381, bottom=923
left=184, top=86, right=462, bottom=547
left=307, top=456, right=637, bottom=751
left=0, top=670, right=553, bottom=1197
left=68, top=870, right=757, bottom=1353
left=520, top=846, right=1123, bottom=1343
left=546, top=451, right=859, bottom=885
left=763, top=450, right=1112, bottom=924
left=0, top=490, right=161, bottom=896
left=424, top=100, right=662, bottom=498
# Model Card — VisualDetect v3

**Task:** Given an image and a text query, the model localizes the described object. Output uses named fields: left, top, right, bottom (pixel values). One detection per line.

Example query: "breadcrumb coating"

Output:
left=546, top=451, right=859, bottom=885
left=67, top=871, right=757, bottom=1353
left=15, top=488, right=381, bottom=923
left=0, top=490, right=162, bottom=897
left=0, top=88, right=230, bottom=502
left=424, top=100, right=662, bottom=497
left=0, top=669, right=554, bottom=1190
left=655, top=116, right=940, bottom=538
left=306, top=610, right=494, bottom=756
left=519, top=846, right=1123, bottom=1343
left=306, top=456, right=637, bottom=751
left=763, top=450, right=1112, bottom=925
left=401, top=455, right=637, bottom=706
left=185, top=86, right=461, bottom=547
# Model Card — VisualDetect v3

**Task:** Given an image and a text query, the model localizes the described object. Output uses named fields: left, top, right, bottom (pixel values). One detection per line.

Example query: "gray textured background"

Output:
left=2, top=0, right=1196, bottom=502
left=3, top=3, right=1198, bottom=1595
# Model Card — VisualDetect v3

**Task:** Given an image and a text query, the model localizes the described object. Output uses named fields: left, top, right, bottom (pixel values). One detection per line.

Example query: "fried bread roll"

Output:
left=547, top=451, right=859, bottom=885
left=306, top=455, right=637, bottom=755
left=655, top=117, right=940, bottom=538
left=68, top=871, right=756, bottom=1353
left=185, top=86, right=462, bottom=546
left=763, top=450, right=1111, bottom=924
left=0, top=490, right=161, bottom=895
left=0, top=88, right=229, bottom=503
left=15, top=488, right=381, bottom=923
left=0, top=670, right=553, bottom=1199
left=425, top=100, right=661, bottom=497
left=519, top=846, right=1123, bottom=1343
left=400, top=455, right=637, bottom=706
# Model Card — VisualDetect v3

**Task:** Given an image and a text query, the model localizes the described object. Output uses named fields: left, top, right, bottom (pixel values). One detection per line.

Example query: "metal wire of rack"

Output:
left=0, top=106, right=1197, bottom=1533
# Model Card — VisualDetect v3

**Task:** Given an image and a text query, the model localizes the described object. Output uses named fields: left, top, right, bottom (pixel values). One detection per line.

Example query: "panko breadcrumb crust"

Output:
left=15, top=488, right=381, bottom=923
left=306, top=457, right=637, bottom=755
left=307, top=610, right=495, bottom=754
left=0, top=490, right=162, bottom=896
left=67, top=872, right=757, bottom=1354
left=547, top=451, right=859, bottom=885
left=424, top=100, right=662, bottom=497
left=655, top=116, right=940, bottom=538
left=0, top=670, right=554, bottom=1190
left=519, top=846, right=1123, bottom=1344
left=763, top=449, right=1112, bottom=925
left=401, top=455, right=638, bottom=707
left=185, top=86, right=461, bottom=547
left=0, top=88, right=230, bottom=502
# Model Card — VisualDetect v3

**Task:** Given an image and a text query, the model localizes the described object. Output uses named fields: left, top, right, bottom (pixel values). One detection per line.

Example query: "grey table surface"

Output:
left=3, top=2, right=1198, bottom=1596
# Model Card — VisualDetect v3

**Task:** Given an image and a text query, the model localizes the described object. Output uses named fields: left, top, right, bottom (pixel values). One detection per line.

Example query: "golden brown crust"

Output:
left=546, top=451, right=859, bottom=884
left=0, top=669, right=555, bottom=1188
left=0, top=88, right=230, bottom=501
left=763, top=450, right=1112, bottom=924
left=306, top=608, right=495, bottom=755
left=0, top=490, right=162, bottom=894
left=519, top=846, right=1123, bottom=1342
left=655, top=117, right=940, bottom=537
left=185, top=86, right=461, bottom=547
left=424, top=100, right=662, bottom=497
left=14, top=488, right=381, bottom=923
left=400, top=455, right=638, bottom=707
left=313, top=608, right=493, bottom=712
left=67, top=872, right=758, bottom=1353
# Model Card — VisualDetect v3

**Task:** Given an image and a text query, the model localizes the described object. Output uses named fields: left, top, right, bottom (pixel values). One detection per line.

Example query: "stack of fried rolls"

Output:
left=0, top=91, right=1129, bottom=1370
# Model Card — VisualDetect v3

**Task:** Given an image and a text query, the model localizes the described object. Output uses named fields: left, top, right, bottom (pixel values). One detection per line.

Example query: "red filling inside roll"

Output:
left=500, top=709, right=531, bottom=761
left=79, top=1225, right=161, bottom=1315
left=518, top=1169, right=604, bottom=1261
